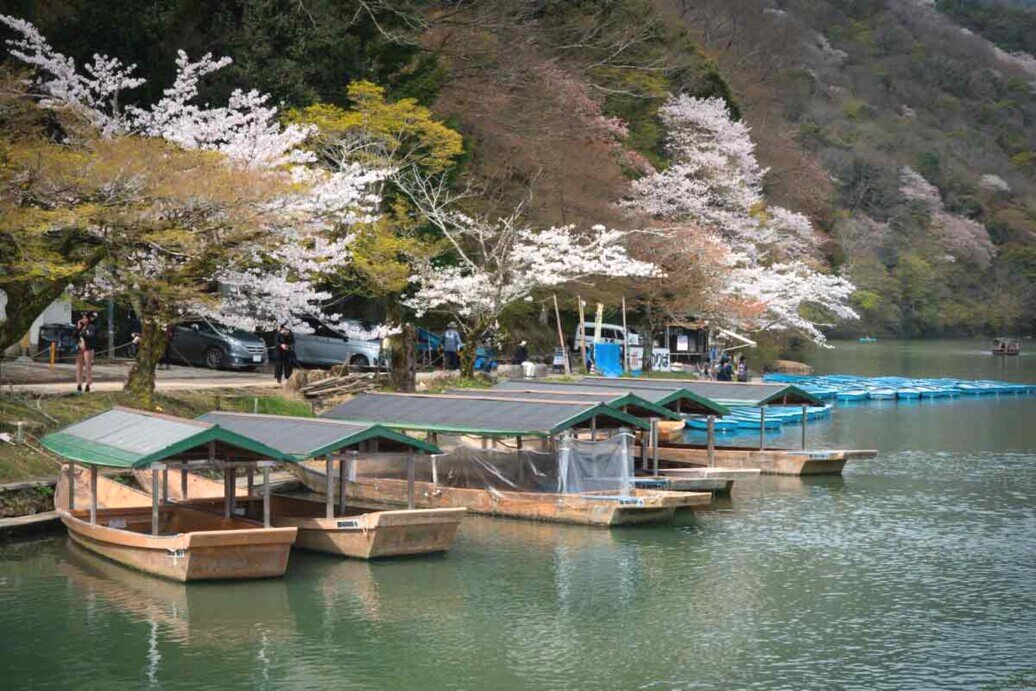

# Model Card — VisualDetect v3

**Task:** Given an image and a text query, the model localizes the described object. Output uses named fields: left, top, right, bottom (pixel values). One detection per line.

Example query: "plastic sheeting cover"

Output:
left=592, top=342, right=624, bottom=378
left=558, top=432, right=634, bottom=494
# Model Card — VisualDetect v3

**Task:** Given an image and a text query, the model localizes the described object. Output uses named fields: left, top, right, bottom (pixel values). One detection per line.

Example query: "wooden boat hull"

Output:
left=642, top=467, right=761, bottom=494
left=134, top=468, right=465, bottom=559
left=656, top=444, right=876, bottom=476
left=55, top=468, right=296, bottom=582
left=291, top=461, right=708, bottom=527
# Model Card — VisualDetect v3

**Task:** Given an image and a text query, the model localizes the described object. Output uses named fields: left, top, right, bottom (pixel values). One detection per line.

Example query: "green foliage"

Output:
left=936, top=0, right=1036, bottom=54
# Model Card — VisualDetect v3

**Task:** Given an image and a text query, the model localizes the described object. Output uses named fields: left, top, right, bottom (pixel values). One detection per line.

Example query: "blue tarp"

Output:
left=593, top=342, right=623, bottom=377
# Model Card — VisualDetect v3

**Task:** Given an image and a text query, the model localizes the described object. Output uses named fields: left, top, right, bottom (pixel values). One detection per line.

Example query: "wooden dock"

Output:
left=657, top=443, right=876, bottom=476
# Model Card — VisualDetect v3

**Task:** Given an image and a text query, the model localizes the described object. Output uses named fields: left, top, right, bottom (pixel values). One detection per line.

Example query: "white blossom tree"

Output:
left=900, top=167, right=995, bottom=268
left=624, top=94, right=858, bottom=343
left=1, top=15, right=387, bottom=336
left=400, top=172, right=657, bottom=375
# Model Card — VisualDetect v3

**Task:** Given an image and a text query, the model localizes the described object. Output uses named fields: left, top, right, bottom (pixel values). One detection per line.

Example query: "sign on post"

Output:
left=651, top=348, right=671, bottom=372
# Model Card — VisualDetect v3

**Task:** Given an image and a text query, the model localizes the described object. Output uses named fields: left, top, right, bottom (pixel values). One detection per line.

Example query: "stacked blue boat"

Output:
left=686, top=403, right=832, bottom=432
left=763, top=373, right=1036, bottom=403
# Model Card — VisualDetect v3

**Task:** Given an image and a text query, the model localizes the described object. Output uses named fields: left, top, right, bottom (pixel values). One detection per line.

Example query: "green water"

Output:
left=1, top=339, right=1033, bottom=689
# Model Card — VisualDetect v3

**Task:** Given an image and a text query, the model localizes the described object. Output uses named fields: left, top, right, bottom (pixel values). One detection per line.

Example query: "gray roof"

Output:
left=197, top=411, right=440, bottom=459
left=577, top=377, right=822, bottom=406
left=492, top=380, right=729, bottom=416
left=320, top=393, right=648, bottom=436
left=39, top=407, right=291, bottom=468
left=444, top=388, right=681, bottom=420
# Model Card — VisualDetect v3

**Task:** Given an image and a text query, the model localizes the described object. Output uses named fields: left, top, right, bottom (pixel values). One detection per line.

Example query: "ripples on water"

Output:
left=0, top=341, right=1033, bottom=689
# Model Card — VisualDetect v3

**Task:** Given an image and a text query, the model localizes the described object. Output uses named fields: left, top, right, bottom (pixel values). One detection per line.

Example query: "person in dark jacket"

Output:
left=75, top=312, right=99, bottom=392
left=513, top=340, right=529, bottom=364
left=274, top=323, right=296, bottom=384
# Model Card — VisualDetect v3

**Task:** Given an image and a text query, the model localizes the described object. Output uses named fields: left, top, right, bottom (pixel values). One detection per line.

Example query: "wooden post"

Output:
left=553, top=293, right=571, bottom=375
left=577, top=295, right=587, bottom=373
left=801, top=405, right=808, bottom=450
left=590, top=416, right=597, bottom=441
left=337, top=454, right=347, bottom=511
left=224, top=463, right=232, bottom=519
left=431, top=454, right=439, bottom=487
left=516, top=436, right=523, bottom=450
left=49, top=341, right=56, bottom=370
left=151, top=465, right=160, bottom=534
left=651, top=417, right=660, bottom=476
left=67, top=462, right=75, bottom=511
left=621, top=295, right=629, bottom=374
left=246, top=466, right=255, bottom=496
left=161, top=467, right=169, bottom=505
left=640, top=428, right=648, bottom=472
left=89, top=464, right=98, bottom=525
left=180, top=464, right=188, bottom=499
left=262, top=463, right=271, bottom=528
left=324, top=456, right=334, bottom=519
left=406, top=453, right=416, bottom=510
left=759, top=407, right=766, bottom=451
left=707, top=416, right=716, bottom=467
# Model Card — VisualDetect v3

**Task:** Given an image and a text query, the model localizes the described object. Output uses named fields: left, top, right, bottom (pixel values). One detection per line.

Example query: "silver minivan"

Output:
left=289, top=319, right=383, bottom=369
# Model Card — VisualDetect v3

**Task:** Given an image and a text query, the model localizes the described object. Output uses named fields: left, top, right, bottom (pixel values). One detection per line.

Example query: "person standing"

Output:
left=513, top=339, right=529, bottom=364
left=75, top=312, right=99, bottom=392
left=274, top=323, right=296, bottom=384
left=737, top=356, right=748, bottom=382
left=443, top=322, right=462, bottom=371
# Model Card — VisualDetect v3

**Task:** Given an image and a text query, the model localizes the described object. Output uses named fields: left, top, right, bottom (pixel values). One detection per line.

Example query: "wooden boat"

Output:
left=992, top=338, right=1020, bottom=356
left=655, top=442, right=876, bottom=476
left=134, top=468, right=464, bottom=560
left=858, top=336, right=877, bottom=343
left=290, top=460, right=709, bottom=527
left=635, top=467, right=760, bottom=494
left=55, top=466, right=296, bottom=582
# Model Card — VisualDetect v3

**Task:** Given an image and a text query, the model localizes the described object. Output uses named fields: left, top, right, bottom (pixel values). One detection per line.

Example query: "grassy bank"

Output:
left=0, top=389, right=312, bottom=483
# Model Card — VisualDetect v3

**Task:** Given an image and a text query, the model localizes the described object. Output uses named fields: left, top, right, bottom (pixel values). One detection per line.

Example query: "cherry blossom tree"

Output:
left=400, top=171, right=657, bottom=376
left=624, top=94, right=857, bottom=343
left=0, top=16, right=389, bottom=400
left=900, top=167, right=995, bottom=268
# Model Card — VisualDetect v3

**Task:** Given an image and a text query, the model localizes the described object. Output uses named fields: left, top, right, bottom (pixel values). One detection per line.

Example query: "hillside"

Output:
left=2, top=0, right=1034, bottom=340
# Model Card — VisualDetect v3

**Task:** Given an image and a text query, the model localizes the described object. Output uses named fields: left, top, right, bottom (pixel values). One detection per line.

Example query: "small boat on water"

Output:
left=43, top=408, right=298, bottom=582
left=896, top=387, right=921, bottom=400
left=836, top=389, right=869, bottom=402
left=858, top=336, right=878, bottom=343
left=868, top=388, right=897, bottom=400
left=152, top=412, right=467, bottom=560
left=992, top=338, right=1020, bottom=356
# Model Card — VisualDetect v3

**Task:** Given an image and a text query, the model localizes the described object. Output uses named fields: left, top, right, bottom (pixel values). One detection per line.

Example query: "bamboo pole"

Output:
left=89, top=464, right=98, bottom=525
left=553, top=293, right=570, bottom=375
left=151, top=466, right=160, bottom=534
left=406, top=453, right=416, bottom=510
left=67, top=462, right=75, bottom=511
left=325, top=456, right=334, bottom=519
left=262, top=463, right=271, bottom=528
left=707, top=416, right=716, bottom=467
left=759, top=408, right=766, bottom=451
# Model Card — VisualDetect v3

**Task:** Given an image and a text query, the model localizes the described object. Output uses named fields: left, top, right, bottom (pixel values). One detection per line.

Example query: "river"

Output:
left=1, top=339, right=1033, bottom=689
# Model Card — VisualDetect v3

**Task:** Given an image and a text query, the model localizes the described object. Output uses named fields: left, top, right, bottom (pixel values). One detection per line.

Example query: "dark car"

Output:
left=167, top=321, right=268, bottom=370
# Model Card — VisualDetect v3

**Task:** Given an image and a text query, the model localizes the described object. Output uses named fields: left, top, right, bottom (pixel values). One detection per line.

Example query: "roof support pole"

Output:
left=161, top=467, right=169, bottom=505
left=640, top=427, right=648, bottom=472
left=89, top=464, right=98, bottom=526
left=228, top=464, right=237, bottom=517
left=224, top=464, right=232, bottom=519
left=262, top=462, right=271, bottom=528
left=590, top=416, right=597, bottom=442
left=707, top=416, right=716, bottom=468
left=67, top=462, right=75, bottom=511
left=619, top=427, right=631, bottom=494
left=801, top=405, right=808, bottom=450
left=431, top=454, right=439, bottom=487
left=406, top=453, right=416, bottom=510
left=651, top=417, right=660, bottom=477
left=325, top=456, right=334, bottom=519
left=516, top=436, right=523, bottom=450
left=759, top=408, right=766, bottom=451
left=181, top=463, right=188, bottom=500
left=246, top=466, right=254, bottom=497
left=151, top=465, right=160, bottom=534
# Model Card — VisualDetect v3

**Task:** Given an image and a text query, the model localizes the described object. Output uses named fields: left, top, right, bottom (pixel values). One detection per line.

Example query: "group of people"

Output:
left=699, top=353, right=749, bottom=382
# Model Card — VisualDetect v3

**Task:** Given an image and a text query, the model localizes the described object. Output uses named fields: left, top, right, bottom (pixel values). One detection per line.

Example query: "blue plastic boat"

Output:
left=896, top=388, right=921, bottom=399
left=868, top=388, right=897, bottom=400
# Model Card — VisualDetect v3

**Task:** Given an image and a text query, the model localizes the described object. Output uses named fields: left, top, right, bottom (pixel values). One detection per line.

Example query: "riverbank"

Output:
left=0, top=388, right=312, bottom=484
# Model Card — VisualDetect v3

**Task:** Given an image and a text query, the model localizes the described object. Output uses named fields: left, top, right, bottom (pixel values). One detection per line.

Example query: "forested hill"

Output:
left=3, top=0, right=1033, bottom=337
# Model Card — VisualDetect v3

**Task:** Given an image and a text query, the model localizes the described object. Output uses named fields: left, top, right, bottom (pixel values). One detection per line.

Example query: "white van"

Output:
left=571, top=321, right=640, bottom=350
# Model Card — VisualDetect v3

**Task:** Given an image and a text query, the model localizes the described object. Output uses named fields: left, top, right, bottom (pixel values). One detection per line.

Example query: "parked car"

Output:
left=570, top=321, right=640, bottom=350
left=267, top=319, right=384, bottom=369
left=167, top=321, right=268, bottom=370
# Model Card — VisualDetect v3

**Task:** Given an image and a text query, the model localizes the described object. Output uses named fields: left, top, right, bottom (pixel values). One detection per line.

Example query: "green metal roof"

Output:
left=40, top=407, right=291, bottom=468
left=196, top=411, right=441, bottom=459
left=492, top=380, right=730, bottom=416
left=578, top=377, right=823, bottom=407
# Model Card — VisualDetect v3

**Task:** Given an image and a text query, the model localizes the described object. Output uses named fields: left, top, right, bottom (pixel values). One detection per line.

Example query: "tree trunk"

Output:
left=460, top=344, right=477, bottom=379
left=641, top=305, right=655, bottom=373
left=124, top=310, right=164, bottom=409
left=389, top=323, right=417, bottom=392
left=0, top=281, right=68, bottom=354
